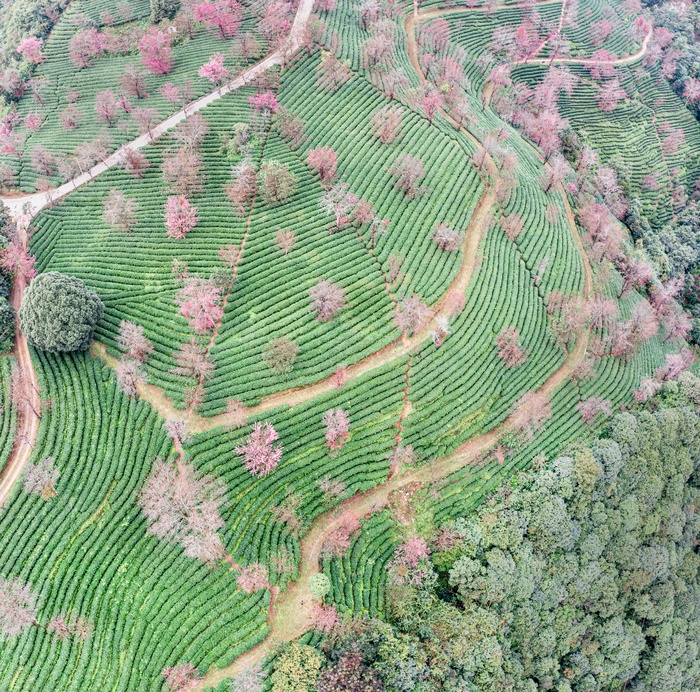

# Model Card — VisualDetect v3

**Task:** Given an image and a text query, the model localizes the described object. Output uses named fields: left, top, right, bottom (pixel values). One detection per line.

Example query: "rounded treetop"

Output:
left=19, top=272, right=104, bottom=353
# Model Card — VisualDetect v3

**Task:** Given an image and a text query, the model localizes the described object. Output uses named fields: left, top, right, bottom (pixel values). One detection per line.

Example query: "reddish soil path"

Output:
left=198, top=4, right=597, bottom=687
left=0, top=223, right=41, bottom=507
left=0, top=0, right=603, bottom=682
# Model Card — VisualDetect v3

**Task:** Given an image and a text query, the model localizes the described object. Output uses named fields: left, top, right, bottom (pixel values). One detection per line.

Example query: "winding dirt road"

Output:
left=199, top=4, right=598, bottom=688
left=0, top=223, right=41, bottom=507
left=0, top=0, right=646, bottom=682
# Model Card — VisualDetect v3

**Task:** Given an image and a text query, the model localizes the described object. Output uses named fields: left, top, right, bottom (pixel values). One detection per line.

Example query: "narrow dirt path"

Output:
left=198, top=5, right=596, bottom=687
left=0, top=0, right=600, bottom=680
left=0, top=222, right=41, bottom=507
left=92, top=184, right=496, bottom=431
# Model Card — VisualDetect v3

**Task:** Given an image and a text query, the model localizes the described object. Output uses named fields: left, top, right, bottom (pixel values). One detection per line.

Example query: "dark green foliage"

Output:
left=150, top=0, right=181, bottom=22
left=0, top=297, right=15, bottom=353
left=437, top=408, right=700, bottom=691
left=19, top=271, right=104, bottom=352
left=323, top=409, right=700, bottom=691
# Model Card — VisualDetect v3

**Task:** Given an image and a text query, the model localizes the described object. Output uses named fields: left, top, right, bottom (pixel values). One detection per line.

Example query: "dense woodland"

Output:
left=0, top=0, right=697, bottom=689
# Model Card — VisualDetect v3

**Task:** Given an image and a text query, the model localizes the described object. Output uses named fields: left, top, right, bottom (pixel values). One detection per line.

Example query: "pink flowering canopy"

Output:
left=235, top=422, right=282, bottom=477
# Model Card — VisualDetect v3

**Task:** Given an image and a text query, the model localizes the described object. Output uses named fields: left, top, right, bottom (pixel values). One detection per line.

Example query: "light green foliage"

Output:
left=308, top=573, right=331, bottom=599
left=272, top=642, right=323, bottom=692
left=19, top=271, right=104, bottom=352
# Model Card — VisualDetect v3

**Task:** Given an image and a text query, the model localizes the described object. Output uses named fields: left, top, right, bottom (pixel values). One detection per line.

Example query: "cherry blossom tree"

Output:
left=274, top=107, right=306, bottom=148
left=586, top=294, right=617, bottom=329
left=69, top=28, right=107, bottom=69
left=116, top=358, right=146, bottom=398
left=235, top=422, right=282, bottom=477
left=198, top=53, right=229, bottom=88
left=0, top=577, right=37, bottom=637
left=275, top=229, right=296, bottom=254
left=138, top=28, right=173, bottom=75
left=121, top=64, right=149, bottom=99
left=501, top=214, right=525, bottom=241
left=230, top=664, right=266, bottom=692
left=661, top=306, right=692, bottom=343
left=258, top=161, right=296, bottom=206
left=655, top=347, right=694, bottom=382
left=159, top=82, right=182, bottom=106
left=164, top=196, right=199, bottom=239
left=650, top=277, right=683, bottom=316
left=588, top=51, right=617, bottom=81
left=140, top=458, right=226, bottom=563
left=237, top=563, right=269, bottom=593
left=316, top=51, right=351, bottom=92
left=388, top=153, right=426, bottom=199
left=226, top=160, right=258, bottom=216
left=176, top=276, right=223, bottom=332
left=23, top=456, right=60, bottom=499
left=512, top=390, right=552, bottom=440
left=319, top=182, right=358, bottom=231
left=382, top=68, right=410, bottom=100
left=103, top=189, right=139, bottom=232
left=431, top=223, right=463, bottom=251
left=23, top=111, right=42, bottom=132
left=387, top=445, right=415, bottom=474
left=59, top=103, right=83, bottom=130
left=162, top=148, right=204, bottom=196
left=495, top=326, right=529, bottom=367
left=0, top=238, right=37, bottom=279
left=171, top=339, right=214, bottom=380
left=321, top=516, right=360, bottom=558
left=17, top=37, right=45, bottom=64
left=30, top=145, right=55, bottom=177
left=193, top=0, right=243, bottom=39
left=618, top=257, right=653, bottom=297
left=311, top=604, right=339, bottom=635
left=318, top=475, right=346, bottom=501
left=395, top=294, right=431, bottom=336
left=309, top=279, right=346, bottom=321
left=248, top=90, right=279, bottom=115
left=323, top=408, right=350, bottom=452
left=420, top=89, right=442, bottom=122
left=590, top=18, right=613, bottom=47
left=263, top=336, right=298, bottom=374
left=133, top=106, right=158, bottom=139
left=162, top=663, right=202, bottom=692
left=352, top=198, right=377, bottom=229
left=388, top=537, right=430, bottom=585
left=118, top=320, right=153, bottom=362
left=120, top=147, right=150, bottom=178
left=577, top=396, right=612, bottom=425
left=370, top=104, right=402, bottom=144
left=597, top=79, right=626, bottom=112
left=682, top=77, right=700, bottom=106
left=94, top=89, right=119, bottom=126
left=307, top=147, right=337, bottom=186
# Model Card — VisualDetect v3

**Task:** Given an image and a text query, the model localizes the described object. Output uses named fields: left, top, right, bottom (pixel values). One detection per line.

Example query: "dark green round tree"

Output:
left=19, top=272, right=104, bottom=352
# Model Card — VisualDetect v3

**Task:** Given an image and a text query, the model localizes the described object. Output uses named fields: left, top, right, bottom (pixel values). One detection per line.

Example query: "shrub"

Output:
left=258, top=161, right=297, bottom=206
left=273, top=643, right=323, bottom=692
left=19, top=272, right=104, bottom=352
left=308, top=573, right=331, bottom=599
left=263, top=337, right=298, bottom=374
